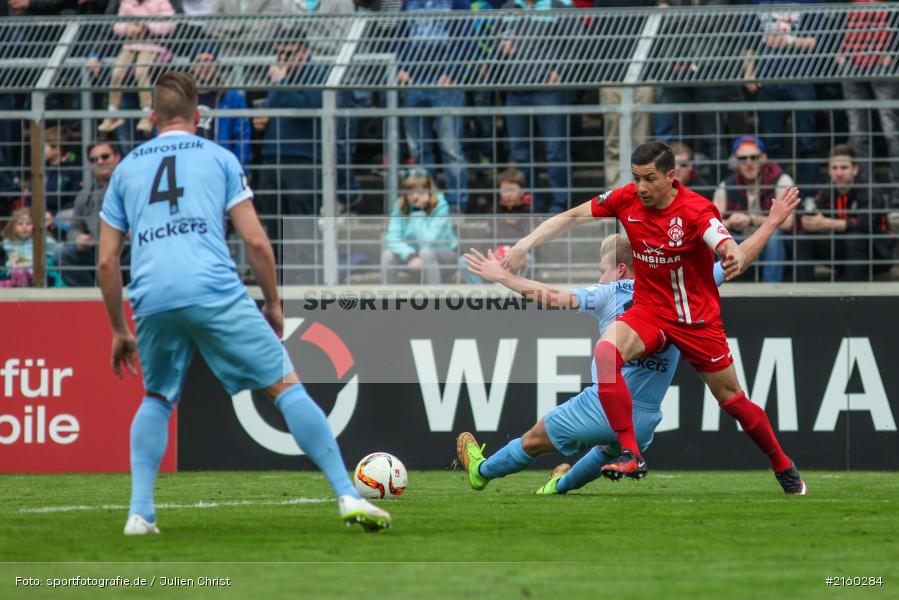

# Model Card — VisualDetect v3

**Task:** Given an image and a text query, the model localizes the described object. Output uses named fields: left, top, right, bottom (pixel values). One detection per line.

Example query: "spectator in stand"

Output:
left=653, top=0, right=746, bottom=183
left=465, top=0, right=499, bottom=174
left=1, top=208, right=55, bottom=287
left=499, top=0, right=573, bottom=213
left=43, top=126, right=82, bottom=215
left=209, top=0, right=298, bottom=38
left=838, top=0, right=899, bottom=211
left=744, top=0, right=821, bottom=188
left=97, top=0, right=176, bottom=136
left=191, top=42, right=252, bottom=167
left=594, top=0, right=655, bottom=189
left=460, top=168, right=533, bottom=283
left=713, top=135, right=795, bottom=282
left=304, top=0, right=372, bottom=213
left=672, top=142, right=712, bottom=198
left=55, top=141, right=122, bottom=286
left=253, top=33, right=326, bottom=284
left=797, top=144, right=893, bottom=281
left=382, top=168, right=458, bottom=284
left=398, top=0, right=470, bottom=212
left=177, top=0, right=217, bottom=42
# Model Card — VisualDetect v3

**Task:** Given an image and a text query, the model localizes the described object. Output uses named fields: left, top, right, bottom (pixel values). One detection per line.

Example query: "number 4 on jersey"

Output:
left=150, top=155, right=184, bottom=215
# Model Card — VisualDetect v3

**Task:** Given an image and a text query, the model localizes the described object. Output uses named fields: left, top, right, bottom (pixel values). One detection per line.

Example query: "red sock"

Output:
left=721, top=392, right=792, bottom=472
left=595, top=341, right=640, bottom=456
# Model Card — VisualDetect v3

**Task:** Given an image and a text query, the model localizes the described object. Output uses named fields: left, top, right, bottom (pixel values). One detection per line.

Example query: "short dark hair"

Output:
left=830, top=144, right=855, bottom=161
left=275, top=29, right=308, bottom=51
left=498, top=168, right=525, bottom=188
left=44, top=125, right=68, bottom=146
left=88, top=140, right=122, bottom=158
left=153, top=71, right=198, bottom=127
left=669, top=142, right=694, bottom=161
left=631, top=140, right=675, bottom=174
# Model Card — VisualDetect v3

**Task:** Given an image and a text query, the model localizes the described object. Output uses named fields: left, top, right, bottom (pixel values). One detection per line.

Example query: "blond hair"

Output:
left=153, top=71, right=198, bottom=127
left=3, top=208, right=31, bottom=241
left=398, top=170, right=440, bottom=215
left=600, top=233, right=632, bottom=269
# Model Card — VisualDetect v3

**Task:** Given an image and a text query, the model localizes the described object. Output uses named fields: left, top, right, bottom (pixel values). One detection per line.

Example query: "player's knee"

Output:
left=594, top=340, right=623, bottom=382
left=263, top=374, right=302, bottom=401
left=714, top=383, right=744, bottom=405
left=521, top=428, right=551, bottom=456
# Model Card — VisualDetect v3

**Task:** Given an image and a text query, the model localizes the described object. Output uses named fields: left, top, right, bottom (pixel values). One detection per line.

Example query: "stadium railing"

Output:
left=0, top=6, right=896, bottom=286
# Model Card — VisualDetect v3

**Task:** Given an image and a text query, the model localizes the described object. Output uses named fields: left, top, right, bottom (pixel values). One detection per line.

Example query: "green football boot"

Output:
left=535, top=463, right=571, bottom=495
left=455, top=432, right=489, bottom=491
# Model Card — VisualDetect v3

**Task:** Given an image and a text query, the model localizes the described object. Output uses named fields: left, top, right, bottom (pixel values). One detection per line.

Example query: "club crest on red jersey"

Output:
left=667, top=216, right=685, bottom=247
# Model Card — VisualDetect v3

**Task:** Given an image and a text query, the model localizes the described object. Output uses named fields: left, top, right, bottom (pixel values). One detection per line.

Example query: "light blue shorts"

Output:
left=134, top=290, right=293, bottom=403
left=544, top=386, right=663, bottom=457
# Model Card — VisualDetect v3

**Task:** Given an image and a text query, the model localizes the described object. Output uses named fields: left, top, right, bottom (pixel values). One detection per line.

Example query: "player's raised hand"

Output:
left=464, top=248, right=507, bottom=283
left=770, top=186, right=801, bottom=228
left=262, top=302, right=284, bottom=339
left=718, top=238, right=744, bottom=281
left=501, top=243, right=529, bottom=274
left=111, top=332, right=139, bottom=378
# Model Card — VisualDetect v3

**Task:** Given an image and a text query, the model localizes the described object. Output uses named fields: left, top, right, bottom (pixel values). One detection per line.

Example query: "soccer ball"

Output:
left=353, top=452, right=407, bottom=500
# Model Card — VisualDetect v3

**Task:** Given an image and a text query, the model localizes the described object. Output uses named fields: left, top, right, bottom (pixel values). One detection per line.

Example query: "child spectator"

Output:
left=382, top=168, right=458, bottom=284
left=461, top=168, right=534, bottom=283
left=97, top=0, right=176, bottom=135
left=1, top=208, right=55, bottom=287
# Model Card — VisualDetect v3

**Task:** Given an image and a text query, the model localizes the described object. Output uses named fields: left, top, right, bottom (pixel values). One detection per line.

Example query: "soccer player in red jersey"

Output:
left=505, top=141, right=806, bottom=494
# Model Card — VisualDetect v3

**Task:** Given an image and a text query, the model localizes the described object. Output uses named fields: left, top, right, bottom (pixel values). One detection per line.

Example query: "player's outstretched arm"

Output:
left=503, top=200, right=594, bottom=273
left=97, top=222, right=138, bottom=377
left=464, top=248, right=579, bottom=310
left=229, top=200, right=283, bottom=338
left=735, top=186, right=800, bottom=275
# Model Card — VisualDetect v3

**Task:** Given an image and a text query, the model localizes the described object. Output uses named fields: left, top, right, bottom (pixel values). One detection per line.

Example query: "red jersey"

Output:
left=591, top=181, right=732, bottom=325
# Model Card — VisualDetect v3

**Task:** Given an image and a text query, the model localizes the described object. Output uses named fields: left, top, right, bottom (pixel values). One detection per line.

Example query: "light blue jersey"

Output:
left=544, top=263, right=726, bottom=456
left=100, top=131, right=252, bottom=316
left=570, top=262, right=726, bottom=411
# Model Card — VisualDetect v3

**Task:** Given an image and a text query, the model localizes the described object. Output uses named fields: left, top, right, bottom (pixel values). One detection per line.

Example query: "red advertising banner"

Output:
left=0, top=301, right=177, bottom=473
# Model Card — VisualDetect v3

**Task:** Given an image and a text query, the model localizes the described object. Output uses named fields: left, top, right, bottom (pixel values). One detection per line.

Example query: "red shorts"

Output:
left=617, top=304, right=734, bottom=373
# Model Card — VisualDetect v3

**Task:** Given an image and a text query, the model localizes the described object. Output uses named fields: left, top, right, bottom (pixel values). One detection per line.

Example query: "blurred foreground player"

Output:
left=98, top=72, right=390, bottom=535
left=504, top=141, right=806, bottom=494
left=457, top=191, right=799, bottom=494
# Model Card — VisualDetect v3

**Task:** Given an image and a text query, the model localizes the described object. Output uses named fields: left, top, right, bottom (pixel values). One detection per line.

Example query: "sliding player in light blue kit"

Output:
left=97, top=72, right=390, bottom=534
left=457, top=189, right=799, bottom=494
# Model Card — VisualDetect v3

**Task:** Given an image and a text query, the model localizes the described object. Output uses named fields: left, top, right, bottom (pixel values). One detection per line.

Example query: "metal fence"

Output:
left=0, top=7, right=897, bottom=287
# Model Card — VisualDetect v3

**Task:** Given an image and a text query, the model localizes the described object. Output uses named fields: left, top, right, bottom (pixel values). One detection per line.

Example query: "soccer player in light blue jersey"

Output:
left=97, top=72, right=390, bottom=535
left=456, top=192, right=798, bottom=495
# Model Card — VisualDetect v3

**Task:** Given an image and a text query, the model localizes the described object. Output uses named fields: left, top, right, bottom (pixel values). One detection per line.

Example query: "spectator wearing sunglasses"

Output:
left=671, top=142, right=712, bottom=199
left=55, top=141, right=122, bottom=286
left=713, top=135, right=795, bottom=282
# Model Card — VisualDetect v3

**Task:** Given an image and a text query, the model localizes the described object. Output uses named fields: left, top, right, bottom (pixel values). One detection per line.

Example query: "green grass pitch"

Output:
left=1, top=471, right=897, bottom=599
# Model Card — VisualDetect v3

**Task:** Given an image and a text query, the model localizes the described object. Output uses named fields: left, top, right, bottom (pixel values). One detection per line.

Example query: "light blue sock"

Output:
left=556, top=447, right=609, bottom=494
left=478, top=437, right=534, bottom=480
left=129, top=396, right=174, bottom=522
left=275, top=384, right=359, bottom=498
